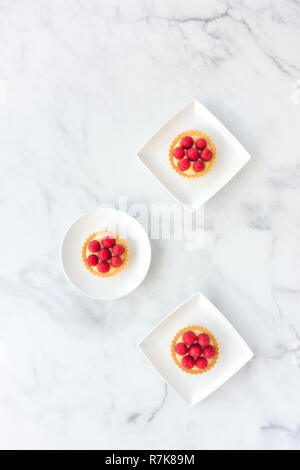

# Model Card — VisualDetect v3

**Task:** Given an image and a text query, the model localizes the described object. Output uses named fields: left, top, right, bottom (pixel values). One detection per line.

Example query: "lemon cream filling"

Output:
left=85, top=233, right=125, bottom=273
left=173, top=134, right=213, bottom=175
left=174, top=328, right=216, bottom=370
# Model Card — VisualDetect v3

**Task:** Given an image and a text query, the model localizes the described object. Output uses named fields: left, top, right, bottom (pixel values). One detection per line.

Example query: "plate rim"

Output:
left=60, top=207, right=152, bottom=300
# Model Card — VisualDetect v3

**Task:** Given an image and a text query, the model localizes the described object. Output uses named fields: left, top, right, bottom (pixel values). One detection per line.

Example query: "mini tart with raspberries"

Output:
left=169, top=130, right=216, bottom=178
left=171, top=325, right=219, bottom=374
left=81, top=231, right=129, bottom=278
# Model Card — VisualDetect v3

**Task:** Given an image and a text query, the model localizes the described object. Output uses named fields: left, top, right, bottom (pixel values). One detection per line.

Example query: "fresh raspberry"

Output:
left=196, top=357, right=208, bottom=369
left=197, top=333, right=210, bottom=347
left=97, top=261, right=110, bottom=273
left=112, top=244, right=124, bottom=256
left=175, top=343, right=188, bottom=356
left=110, top=256, right=122, bottom=268
left=196, top=138, right=207, bottom=150
left=182, top=331, right=196, bottom=345
left=193, top=160, right=205, bottom=172
left=102, top=236, right=116, bottom=248
left=88, top=240, right=100, bottom=252
left=197, top=333, right=210, bottom=348
left=188, top=344, right=202, bottom=358
left=98, top=248, right=111, bottom=261
left=182, top=355, right=194, bottom=369
left=178, top=158, right=190, bottom=172
left=187, top=148, right=199, bottom=161
left=203, top=345, right=216, bottom=359
left=201, top=148, right=212, bottom=161
left=180, top=136, right=194, bottom=149
left=173, top=147, right=185, bottom=159
left=86, top=254, right=98, bottom=266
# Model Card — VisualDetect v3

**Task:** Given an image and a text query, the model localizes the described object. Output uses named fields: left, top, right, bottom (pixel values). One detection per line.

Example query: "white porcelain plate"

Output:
left=61, top=208, right=151, bottom=300
left=139, top=292, right=253, bottom=406
left=137, top=99, right=251, bottom=211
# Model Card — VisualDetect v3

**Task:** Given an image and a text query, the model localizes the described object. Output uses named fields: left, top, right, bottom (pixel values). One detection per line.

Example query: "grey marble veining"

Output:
left=0, top=0, right=299, bottom=450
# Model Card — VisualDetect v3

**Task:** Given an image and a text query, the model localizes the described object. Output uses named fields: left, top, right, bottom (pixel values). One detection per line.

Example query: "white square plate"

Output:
left=139, top=292, right=253, bottom=406
left=137, top=100, right=251, bottom=211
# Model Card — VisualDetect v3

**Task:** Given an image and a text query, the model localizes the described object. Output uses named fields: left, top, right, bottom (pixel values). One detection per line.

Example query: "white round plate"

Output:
left=61, top=208, right=151, bottom=300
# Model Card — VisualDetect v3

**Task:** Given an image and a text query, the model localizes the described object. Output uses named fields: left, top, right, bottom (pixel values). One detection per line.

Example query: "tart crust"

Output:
left=81, top=230, right=129, bottom=278
left=171, top=325, right=219, bottom=375
left=169, top=130, right=217, bottom=178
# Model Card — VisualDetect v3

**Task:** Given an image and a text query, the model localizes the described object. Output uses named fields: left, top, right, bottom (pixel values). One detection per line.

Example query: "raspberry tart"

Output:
left=81, top=231, right=129, bottom=278
left=169, top=130, right=216, bottom=178
left=171, top=325, right=219, bottom=374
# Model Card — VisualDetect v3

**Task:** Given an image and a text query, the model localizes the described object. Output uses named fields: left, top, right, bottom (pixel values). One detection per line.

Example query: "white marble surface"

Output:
left=0, top=0, right=299, bottom=450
